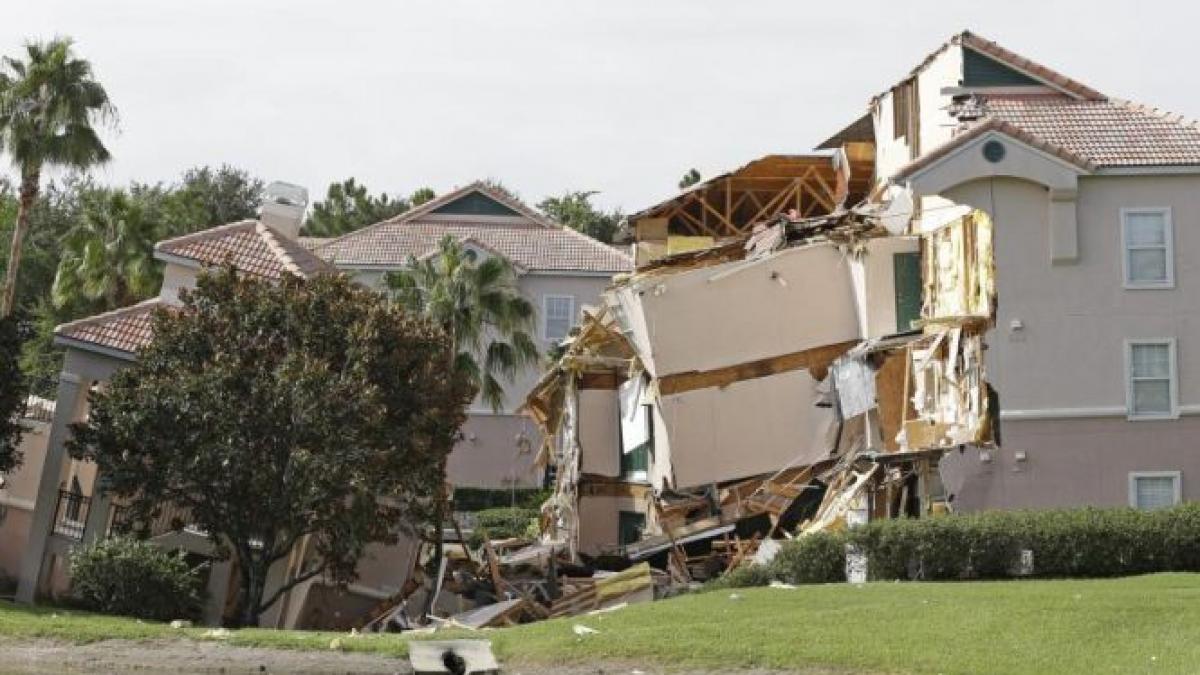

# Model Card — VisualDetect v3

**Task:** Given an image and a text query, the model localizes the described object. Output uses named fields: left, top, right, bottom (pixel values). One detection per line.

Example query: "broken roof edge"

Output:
left=624, top=153, right=840, bottom=223
left=869, top=30, right=1105, bottom=106
left=815, top=113, right=875, bottom=150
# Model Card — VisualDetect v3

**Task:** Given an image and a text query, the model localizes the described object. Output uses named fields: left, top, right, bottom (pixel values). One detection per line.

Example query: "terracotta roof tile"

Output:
left=54, top=298, right=162, bottom=357
left=318, top=219, right=632, bottom=272
left=156, top=220, right=334, bottom=280
left=895, top=96, right=1200, bottom=179
left=317, top=183, right=632, bottom=273
left=983, top=97, right=1200, bottom=167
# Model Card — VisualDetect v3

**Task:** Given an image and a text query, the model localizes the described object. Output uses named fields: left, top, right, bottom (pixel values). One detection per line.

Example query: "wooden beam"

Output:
left=658, top=340, right=858, bottom=396
left=693, top=192, right=738, bottom=234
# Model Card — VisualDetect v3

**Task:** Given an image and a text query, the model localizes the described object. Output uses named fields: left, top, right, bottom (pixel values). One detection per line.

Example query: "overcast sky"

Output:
left=3, top=1, right=1189, bottom=213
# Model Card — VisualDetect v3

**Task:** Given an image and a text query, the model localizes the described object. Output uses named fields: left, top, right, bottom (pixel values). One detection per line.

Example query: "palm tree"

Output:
left=388, top=235, right=539, bottom=412
left=0, top=37, right=115, bottom=316
left=52, top=190, right=160, bottom=312
left=387, top=235, right=538, bottom=615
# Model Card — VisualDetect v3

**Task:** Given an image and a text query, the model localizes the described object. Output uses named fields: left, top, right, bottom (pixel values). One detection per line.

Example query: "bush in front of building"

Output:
left=467, top=506, right=540, bottom=548
left=69, top=536, right=205, bottom=621
left=716, top=503, right=1200, bottom=587
left=771, top=532, right=848, bottom=584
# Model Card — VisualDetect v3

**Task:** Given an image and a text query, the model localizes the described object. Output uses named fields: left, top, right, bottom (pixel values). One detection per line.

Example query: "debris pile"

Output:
left=357, top=199, right=998, bottom=632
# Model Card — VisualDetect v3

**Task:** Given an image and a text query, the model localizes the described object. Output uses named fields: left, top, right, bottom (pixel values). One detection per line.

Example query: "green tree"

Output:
left=538, top=190, right=623, bottom=244
left=387, top=235, right=538, bottom=613
left=168, top=165, right=263, bottom=233
left=409, top=186, right=436, bottom=208
left=69, top=268, right=474, bottom=626
left=303, top=178, right=410, bottom=237
left=52, top=190, right=160, bottom=311
left=0, top=37, right=115, bottom=316
left=679, top=168, right=702, bottom=189
left=0, top=314, right=25, bottom=473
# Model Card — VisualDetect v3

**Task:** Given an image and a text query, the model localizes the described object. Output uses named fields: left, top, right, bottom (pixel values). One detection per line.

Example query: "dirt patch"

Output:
left=0, top=638, right=410, bottom=674
left=0, top=638, right=838, bottom=674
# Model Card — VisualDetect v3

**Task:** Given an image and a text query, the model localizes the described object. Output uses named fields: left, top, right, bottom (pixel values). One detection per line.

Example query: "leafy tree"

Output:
left=168, top=165, right=263, bottom=232
left=678, top=168, right=702, bottom=189
left=387, top=235, right=538, bottom=613
left=388, top=235, right=538, bottom=412
left=0, top=314, right=25, bottom=474
left=0, top=37, right=115, bottom=316
left=0, top=174, right=104, bottom=315
left=538, top=190, right=623, bottom=244
left=409, top=186, right=436, bottom=208
left=303, top=178, right=409, bottom=237
left=69, top=269, right=474, bottom=626
left=52, top=190, right=160, bottom=311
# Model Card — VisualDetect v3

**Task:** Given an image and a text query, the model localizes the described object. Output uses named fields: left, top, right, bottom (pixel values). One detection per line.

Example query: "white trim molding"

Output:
left=1125, top=338, right=1180, bottom=421
left=542, top=294, right=576, bottom=342
left=1128, top=471, right=1182, bottom=510
left=1000, top=403, right=1200, bottom=421
left=1120, top=207, right=1175, bottom=289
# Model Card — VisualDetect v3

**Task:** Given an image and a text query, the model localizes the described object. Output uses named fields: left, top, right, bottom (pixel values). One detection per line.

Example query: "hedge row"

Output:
left=452, top=488, right=550, bottom=512
left=466, top=506, right=540, bottom=547
left=719, top=504, right=1200, bottom=587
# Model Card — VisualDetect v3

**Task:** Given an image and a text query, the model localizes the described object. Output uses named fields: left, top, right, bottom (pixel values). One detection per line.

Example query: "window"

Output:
left=542, top=295, right=575, bottom=342
left=1121, top=208, right=1174, bottom=288
left=618, top=511, right=646, bottom=546
left=1125, top=340, right=1178, bottom=419
left=1129, top=471, right=1181, bottom=510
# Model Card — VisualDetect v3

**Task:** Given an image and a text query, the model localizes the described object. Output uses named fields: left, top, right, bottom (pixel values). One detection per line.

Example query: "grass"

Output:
left=5, top=574, right=1200, bottom=673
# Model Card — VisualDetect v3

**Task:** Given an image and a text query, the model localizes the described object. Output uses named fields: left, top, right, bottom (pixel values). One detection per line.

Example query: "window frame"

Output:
left=1120, top=207, right=1175, bottom=289
left=541, top=294, right=576, bottom=342
left=1124, top=338, right=1179, bottom=420
left=1128, top=471, right=1182, bottom=510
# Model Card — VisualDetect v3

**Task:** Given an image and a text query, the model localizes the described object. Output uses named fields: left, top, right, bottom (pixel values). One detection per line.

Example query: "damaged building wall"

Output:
left=609, top=243, right=860, bottom=378
left=661, top=367, right=841, bottom=489
left=933, top=174, right=1200, bottom=510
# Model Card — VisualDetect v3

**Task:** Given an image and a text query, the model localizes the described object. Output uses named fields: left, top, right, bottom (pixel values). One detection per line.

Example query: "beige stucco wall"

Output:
left=446, top=413, right=543, bottom=488
left=158, top=262, right=199, bottom=304
left=874, top=44, right=962, bottom=181
left=662, top=367, right=839, bottom=489
left=944, top=175, right=1200, bottom=414
left=577, top=494, right=646, bottom=556
left=937, top=173, right=1200, bottom=510
left=614, top=243, right=860, bottom=378
left=0, top=422, right=50, bottom=579
left=578, top=389, right=620, bottom=478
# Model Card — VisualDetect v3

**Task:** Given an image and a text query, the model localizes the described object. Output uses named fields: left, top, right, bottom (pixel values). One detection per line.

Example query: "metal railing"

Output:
left=52, top=490, right=90, bottom=541
left=108, top=501, right=204, bottom=539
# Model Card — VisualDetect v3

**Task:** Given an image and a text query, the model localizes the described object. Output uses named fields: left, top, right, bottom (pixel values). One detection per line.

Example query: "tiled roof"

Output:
left=958, top=32, right=1103, bottom=101
left=317, top=183, right=632, bottom=273
left=298, top=236, right=331, bottom=250
left=983, top=96, right=1200, bottom=167
left=156, top=220, right=334, bottom=280
left=55, top=298, right=162, bottom=357
left=318, top=219, right=632, bottom=272
left=895, top=96, right=1200, bottom=179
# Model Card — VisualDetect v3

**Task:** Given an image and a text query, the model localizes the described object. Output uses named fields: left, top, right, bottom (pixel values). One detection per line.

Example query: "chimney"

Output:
left=258, top=181, right=308, bottom=239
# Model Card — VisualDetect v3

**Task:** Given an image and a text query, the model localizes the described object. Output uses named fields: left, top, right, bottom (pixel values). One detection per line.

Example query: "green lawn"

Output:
left=5, top=574, right=1200, bottom=673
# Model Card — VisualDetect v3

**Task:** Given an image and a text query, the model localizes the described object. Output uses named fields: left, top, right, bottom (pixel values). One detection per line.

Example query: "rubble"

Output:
left=354, top=194, right=998, bottom=633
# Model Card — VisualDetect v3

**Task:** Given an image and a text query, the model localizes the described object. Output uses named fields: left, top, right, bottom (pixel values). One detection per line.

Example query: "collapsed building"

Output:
left=524, top=196, right=998, bottom=578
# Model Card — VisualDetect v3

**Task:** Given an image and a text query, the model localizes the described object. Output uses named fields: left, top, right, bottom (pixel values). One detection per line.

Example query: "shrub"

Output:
left=846, top=504, right=1200, bottom=581
left=707, top=562, right=774, bottom=590
left=453, top=488, right=551, bottom=512
left=69, top=536, right=204, bottom=621
left=771, top=532, right=847, bottom=584
left=467, top=506, right=540, bottom=547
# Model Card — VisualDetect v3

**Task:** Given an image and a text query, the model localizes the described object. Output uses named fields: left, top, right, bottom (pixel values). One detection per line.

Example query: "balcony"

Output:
left=52, top=490, right=90, bottom=541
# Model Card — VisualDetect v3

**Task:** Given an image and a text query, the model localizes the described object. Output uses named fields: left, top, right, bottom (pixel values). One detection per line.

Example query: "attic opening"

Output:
left=431, top=191, right=521, bottom=218
left=962, top=47, right=1047, bottom=89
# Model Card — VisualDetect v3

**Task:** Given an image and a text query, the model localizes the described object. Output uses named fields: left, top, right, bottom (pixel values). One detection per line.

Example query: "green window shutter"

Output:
left=893, top=251, right=922, bottom=332
left=618, top=511, right=646, bottom=546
